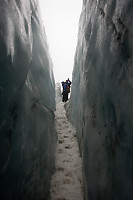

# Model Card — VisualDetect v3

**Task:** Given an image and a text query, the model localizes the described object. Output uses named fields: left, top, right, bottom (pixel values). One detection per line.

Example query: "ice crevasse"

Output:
left=1, top=0, right=133, bottom=200
left=0, top=0, right=56, bottom=199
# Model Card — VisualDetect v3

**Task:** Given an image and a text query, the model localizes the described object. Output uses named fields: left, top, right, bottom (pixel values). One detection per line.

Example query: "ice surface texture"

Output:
left=0, top=0, right=56, bottom=199
left=68, top=0, right=133, bottom=200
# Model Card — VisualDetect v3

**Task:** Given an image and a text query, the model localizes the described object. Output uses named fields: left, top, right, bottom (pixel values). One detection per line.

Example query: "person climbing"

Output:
left=61, top=78, right=71, bottom=102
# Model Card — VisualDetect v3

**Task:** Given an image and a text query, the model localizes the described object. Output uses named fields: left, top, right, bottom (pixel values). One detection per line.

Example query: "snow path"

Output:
left=50, top=101, right=84, bottom=200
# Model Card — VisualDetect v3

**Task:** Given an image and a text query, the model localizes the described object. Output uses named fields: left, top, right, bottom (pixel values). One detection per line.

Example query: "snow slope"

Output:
left=50, top=85, right=84, bottom=200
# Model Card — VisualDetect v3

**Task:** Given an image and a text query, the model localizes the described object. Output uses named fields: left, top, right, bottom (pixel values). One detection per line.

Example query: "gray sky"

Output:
left=38, top=0, right=82, bottom=83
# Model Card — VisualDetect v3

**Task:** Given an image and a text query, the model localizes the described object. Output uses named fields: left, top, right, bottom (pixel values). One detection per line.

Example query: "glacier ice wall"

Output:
left=0, top=0, right=56, bottom=199
left=69, top=0, right=133, bottom=199
left=55, top=83, right=62, bottom=104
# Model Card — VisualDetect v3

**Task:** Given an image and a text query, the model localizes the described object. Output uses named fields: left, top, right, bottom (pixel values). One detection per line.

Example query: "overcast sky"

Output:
left=38, top=0, right=82, bottom=83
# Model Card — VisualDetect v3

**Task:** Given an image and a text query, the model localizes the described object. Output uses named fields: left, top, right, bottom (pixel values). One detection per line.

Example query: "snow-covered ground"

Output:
left=50, top=97, right=84, bottom=200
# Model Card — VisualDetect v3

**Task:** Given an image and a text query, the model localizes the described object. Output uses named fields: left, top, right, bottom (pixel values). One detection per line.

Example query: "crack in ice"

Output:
left=50, top=101, right=84, bottom=200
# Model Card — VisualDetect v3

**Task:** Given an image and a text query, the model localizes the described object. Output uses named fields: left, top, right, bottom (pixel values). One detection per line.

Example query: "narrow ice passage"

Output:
left=50, top=94, right=84, bottom=200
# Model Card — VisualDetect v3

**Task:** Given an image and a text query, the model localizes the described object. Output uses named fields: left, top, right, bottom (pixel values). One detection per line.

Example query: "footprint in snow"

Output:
left=65, top=144, right=71, bottom=149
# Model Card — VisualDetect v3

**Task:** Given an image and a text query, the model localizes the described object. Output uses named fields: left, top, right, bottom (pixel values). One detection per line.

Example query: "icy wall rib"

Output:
left=69, top=0, right=133, bottom=199
left=0, top=0, right=56, bottom=199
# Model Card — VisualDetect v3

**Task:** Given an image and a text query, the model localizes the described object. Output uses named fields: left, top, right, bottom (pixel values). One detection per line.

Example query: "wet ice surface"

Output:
left=50, top=101, right=84, bottom=200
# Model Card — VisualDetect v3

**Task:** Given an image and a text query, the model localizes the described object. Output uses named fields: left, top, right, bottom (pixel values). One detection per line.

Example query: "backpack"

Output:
left=66, top=85, right=70, bottom=93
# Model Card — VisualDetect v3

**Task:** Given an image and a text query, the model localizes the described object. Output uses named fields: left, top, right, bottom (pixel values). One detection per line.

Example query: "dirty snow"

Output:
left=50, top=97, right=84, bottom=200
